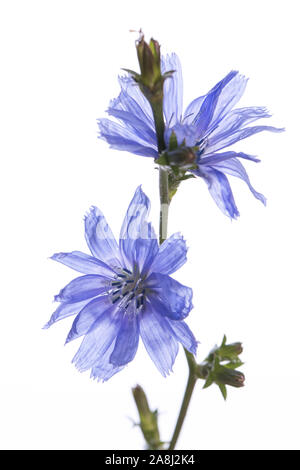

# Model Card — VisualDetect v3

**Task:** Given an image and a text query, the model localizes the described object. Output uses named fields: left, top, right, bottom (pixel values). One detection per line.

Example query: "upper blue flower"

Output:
left=45, top=186, right=197, bottom=381
left=98, top=54, right=284, bottom=218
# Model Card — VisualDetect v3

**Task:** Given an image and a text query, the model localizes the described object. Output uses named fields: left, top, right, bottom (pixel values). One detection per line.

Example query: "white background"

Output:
left=0, top=0, right=299, bottom=450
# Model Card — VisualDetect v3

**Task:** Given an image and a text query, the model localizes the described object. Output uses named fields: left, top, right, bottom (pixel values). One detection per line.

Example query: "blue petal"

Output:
left=110, top=313, right=140, bottom=366
left=90, top=339, right=124, bottom=382
left=118, top=74, right=153, bottom=123
left=107, top=107, right=156, bottom=144
left=107, top=91, right=157, bottom=144
left=43, top=299, right=91, bottom=329
left=199, top=151, right=260, bottom=166
left=146, top=273, right=193, bottom=320
left=161, top=53, right=183, bottom=126
left=208, top=106, right=271, bottom=139
left=166, top=319, right=198, bottom=355
left=54, top=274, right=109, bottom=303
left=66, top=295, right=112, bottom=343
left=134, top=237, right=159, bottom=276
left=164, top=122, right=199, bottom=147
left=206, top=72, right=248, bottom=132
left=119, top=186, right=156, bottom=268
left=207, top=125, right=284, bottom=154
left=212, top=158, right=266, bottom=205
left=84, top=206, right=121, bottom=267
left=72, top=304, right=122, bottom=372
left=149, top=295, right=186, bottom=321
left=183, top=95, right=206, bottom=125
left=150, top=233, right=187, bottom=275
left=196, top=167, right=239, bottom=219
left=98, top=118, right=158, bottom=158
left=140, top=301, right=179, bottom=376
left=120, top=186, right=150, bottom=239
left=51, top=251, right=116, bottom=277
left=193, top=71, right=242, bottom=135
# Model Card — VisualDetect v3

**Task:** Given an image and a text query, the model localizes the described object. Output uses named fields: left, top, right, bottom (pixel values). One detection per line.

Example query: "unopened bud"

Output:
left=219, top=342, right=243, bottom=361
left=132, top=385, right=162, bottom=450
left=123, top=33, right=173, bottom=103
left=215, top=365, right=245, bottom=388
left=132, top=384, right=151, bottom=416
left=136, top=36, right=161, bottom=90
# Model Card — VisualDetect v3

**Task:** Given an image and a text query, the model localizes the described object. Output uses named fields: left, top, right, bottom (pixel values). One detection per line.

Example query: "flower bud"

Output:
left=123, top=33, right=173, bottom=103
left=132, top=385, right=162, bottom=450
left=132, top=384, right=151, bottom=416
left=214, top=365, right=245, bottom=388
left=136, top=36, right=161, bottom=90
left=202, top=336, right=245, bottom=400
left=218, top=336, right=243, bottom=361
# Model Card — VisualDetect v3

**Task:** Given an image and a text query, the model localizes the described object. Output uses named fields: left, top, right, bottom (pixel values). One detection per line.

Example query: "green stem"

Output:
left=150, top=100, right=165, bottom=153
left=158, top=156, right=197, bottom=450
left=159, top=167, right=169, bottom=244
left=150, top=98, right=170, bottom=245
left=150, top=92, right=198, bottom=451
left=168, top=351, right=197, bottom=450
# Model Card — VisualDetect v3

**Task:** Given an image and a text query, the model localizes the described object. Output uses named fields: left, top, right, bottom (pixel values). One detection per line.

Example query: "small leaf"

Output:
left=121, top=68, right=140, bottom=81
left=155, top=153, right=169, bottom=166
left=219, top=384, right=227, bottom=400
left=180, top=174, right=196, bottom=181
left=226, top=360, right=244, bottom=370
left=221, top=335, right=227, bottom=348
left=168, top=131, right=178, bottom=152
left=163, top=70, right=175, bottom=79
left=203, top=375, right=214, bottom=389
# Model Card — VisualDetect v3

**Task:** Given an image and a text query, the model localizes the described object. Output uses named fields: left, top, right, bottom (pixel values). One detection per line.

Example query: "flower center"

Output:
left=109, top=267, right=146, bottom=313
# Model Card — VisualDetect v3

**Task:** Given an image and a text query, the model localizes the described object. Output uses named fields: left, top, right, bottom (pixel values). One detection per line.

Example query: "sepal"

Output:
left=154, top=130, right=199, bottom=199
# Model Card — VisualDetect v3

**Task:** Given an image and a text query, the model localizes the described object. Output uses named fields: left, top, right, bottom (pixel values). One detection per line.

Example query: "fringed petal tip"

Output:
left=71, top=358, right=85, bottom=373
left=160, top=367, right=174, bottom=378
left=230, top=210, right=240, bottom=221
left=89, top=371, right=116, bottom=383
left=84, top=205, right=97, bottom=220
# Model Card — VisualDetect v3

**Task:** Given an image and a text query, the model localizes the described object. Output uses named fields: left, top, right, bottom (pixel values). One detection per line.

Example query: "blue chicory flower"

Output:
left=98, top=55, right=284, bottom=218
left=45, top=186, right=197, bottom=381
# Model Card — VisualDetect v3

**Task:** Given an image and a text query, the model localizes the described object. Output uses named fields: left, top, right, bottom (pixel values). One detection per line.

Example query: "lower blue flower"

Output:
left=45, top=186, right=197, bottom=381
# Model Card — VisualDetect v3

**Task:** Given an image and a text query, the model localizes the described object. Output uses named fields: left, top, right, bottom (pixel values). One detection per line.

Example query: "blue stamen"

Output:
left=123, top=268, right=132, bottom=275
left=112, top=288, right=121, bottom=295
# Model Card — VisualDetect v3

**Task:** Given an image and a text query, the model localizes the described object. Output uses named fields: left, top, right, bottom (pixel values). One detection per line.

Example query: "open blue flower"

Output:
left=45, top=186, right=197, bottom=381
left=98, top=55, right=284, bottom=218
